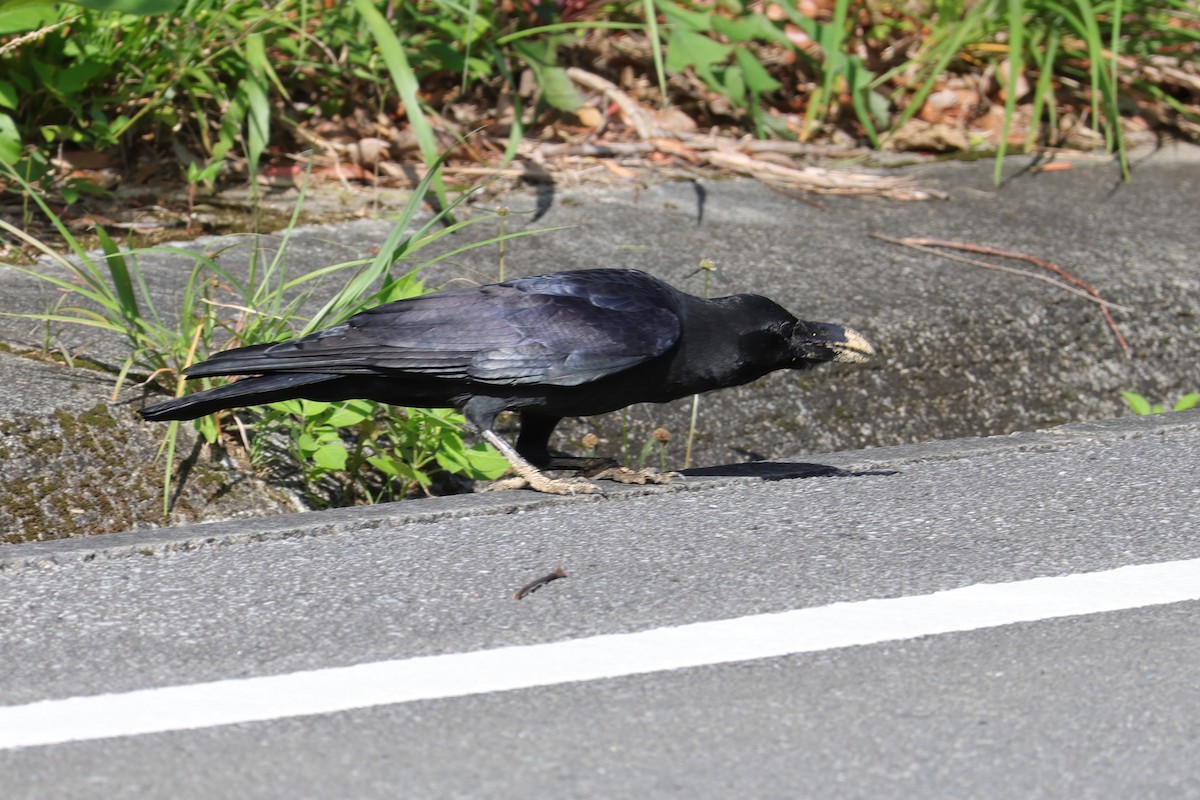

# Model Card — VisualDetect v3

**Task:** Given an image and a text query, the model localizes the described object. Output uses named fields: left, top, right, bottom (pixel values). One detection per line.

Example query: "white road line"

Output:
left=3, top=558, right=1200, bottom=751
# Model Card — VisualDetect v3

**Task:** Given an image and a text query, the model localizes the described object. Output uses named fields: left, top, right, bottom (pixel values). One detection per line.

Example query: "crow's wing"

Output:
left=188, top=270, right=682, bottom=387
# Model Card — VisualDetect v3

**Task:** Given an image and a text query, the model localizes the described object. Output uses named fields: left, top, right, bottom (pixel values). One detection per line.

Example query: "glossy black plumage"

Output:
left=141, top=269, right=874, bottom=493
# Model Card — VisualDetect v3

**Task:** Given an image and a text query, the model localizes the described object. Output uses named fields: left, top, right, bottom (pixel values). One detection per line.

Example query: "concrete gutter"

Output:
left=2, top=409, right=1195, bottom=567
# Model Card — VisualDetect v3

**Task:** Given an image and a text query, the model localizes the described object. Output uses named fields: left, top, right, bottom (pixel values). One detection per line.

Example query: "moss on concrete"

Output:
left=1, top=400, right=295, bottom=544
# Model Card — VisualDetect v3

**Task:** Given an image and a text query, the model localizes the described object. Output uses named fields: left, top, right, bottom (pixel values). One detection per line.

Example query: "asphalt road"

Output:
left=2, top=412, right=1199, bottom=799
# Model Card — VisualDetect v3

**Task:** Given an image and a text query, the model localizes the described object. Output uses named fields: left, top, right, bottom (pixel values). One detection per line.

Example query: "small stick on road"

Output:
left=512, top=566, right=569, bottom=600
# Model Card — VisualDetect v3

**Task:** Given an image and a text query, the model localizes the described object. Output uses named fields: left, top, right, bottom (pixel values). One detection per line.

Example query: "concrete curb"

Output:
left=3, top=410, right=1195, bottom=570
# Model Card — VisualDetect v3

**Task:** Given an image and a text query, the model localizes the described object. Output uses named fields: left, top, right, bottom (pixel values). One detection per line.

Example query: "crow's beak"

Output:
left=827, top=326, right=875, bottom=363
left=795, top=322, right=875, bottom=364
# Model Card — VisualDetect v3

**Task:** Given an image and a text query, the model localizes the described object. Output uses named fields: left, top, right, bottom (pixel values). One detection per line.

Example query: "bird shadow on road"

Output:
left=679, top=461, right=898, bottom=482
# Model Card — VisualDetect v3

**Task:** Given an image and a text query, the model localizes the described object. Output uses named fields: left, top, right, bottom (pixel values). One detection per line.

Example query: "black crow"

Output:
left=140, top=269, right=874, bottom=493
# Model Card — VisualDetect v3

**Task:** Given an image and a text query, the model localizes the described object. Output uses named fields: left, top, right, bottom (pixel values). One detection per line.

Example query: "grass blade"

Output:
left=995, top=0, right=1027, bottom=185
left=644, top=0, right=668, bottom=105
left=352, top=0, right=448, bottom=209
left=95, top=227, right=140, bottom=324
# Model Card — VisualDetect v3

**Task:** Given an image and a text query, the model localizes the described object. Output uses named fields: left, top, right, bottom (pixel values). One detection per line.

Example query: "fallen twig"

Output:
left=512, top=566, right=569, bottom=600
left=534, top=139, right=940, bottom=200
left=566, top=67, right=664, bottom=140
left=701, top=148, right=944, bottom=200
left=871, top=234, right=1131, bottom=358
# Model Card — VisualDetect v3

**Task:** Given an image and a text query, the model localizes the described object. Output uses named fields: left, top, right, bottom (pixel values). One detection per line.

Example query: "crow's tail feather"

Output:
left=139, top=373, right=341, bottom=421
left=182, top=341, right=280, bottom=378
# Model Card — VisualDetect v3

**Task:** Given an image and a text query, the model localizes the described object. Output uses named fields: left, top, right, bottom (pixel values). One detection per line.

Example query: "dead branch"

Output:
left=704, top=148, right=944, bottom=200
left=871, top=234, right=1131, bottom=358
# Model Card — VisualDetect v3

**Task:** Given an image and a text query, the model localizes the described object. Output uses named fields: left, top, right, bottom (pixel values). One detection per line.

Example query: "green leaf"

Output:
left=638, top=437, right=656, bottom=468
left=62, top=0, right=183, bottom=13
left=721, top=65, right=746, bottom=106
left=312, top=442, right=348, bottom=471
left=366, top=454, right=404, bottom=477
left=512, top=39, right=583, bottom=111
left=434, top=435, right=471, bottom=473
left=297, top=400, right=331, bottom=416
left=377, top=272, right=426, bottom=304
left=0, top=80, right=17, bottom=110
left=463, top=444, right=510, bottom=479
left=187, top=160, right=222, bottom=185
left=656, top=1, right=711, bottom=31
left=1121, top=391, right=1153, bottom=416
left=1173, top=393, right=1200, bottom=412
left=270, top=399, right=304, bottom=415
left=326, top=400, right=374, bottom=427
left=58, top=58, right=108, bottom=95
left=416, top=407, right=461, bottom=432
left=242, top=33, right=270, bottom=177
left=0, top=112, right=20, bottom=165
left=0, top=1, right=55, bottom=36
left=195, top=413, right=219, bottom=445
left=713, top=12, right=790, bottom=48
left=537, top=64, right=585, bottom=111
left=865, top=88, right=891, bottom=131
left=409, top=466, right=433, bottom=487
left=296, top=432, right=320, bottom=454
left=733, top=48, right=782, bottom=95
left=666, top=27, right=733, bottom=85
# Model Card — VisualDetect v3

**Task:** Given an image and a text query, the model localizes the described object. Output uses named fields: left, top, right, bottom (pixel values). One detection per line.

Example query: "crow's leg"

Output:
left=517, top=412, right=679, bottom=486
left=461, top=399, right=598, bottom=495
left=515, top=413, right=621, bottom=475
left=477, top=429, right=603, bottom=494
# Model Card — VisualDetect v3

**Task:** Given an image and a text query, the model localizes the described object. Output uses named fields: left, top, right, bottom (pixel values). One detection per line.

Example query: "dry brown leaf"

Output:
left=886, top=119, right=970, bottom=152
left=648, top=137, right=701, bottom=162
left=599, top=159, right=637, bottom=178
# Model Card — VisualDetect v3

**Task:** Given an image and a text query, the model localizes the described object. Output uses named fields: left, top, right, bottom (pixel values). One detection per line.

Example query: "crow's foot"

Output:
left=588, top=466, right=680, bottom=485
left=483, top=473, right=602, bottom=495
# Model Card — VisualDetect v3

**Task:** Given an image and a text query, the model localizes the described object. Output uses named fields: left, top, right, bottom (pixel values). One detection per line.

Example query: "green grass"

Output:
left=1, top=0, right=1194, bottom=195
